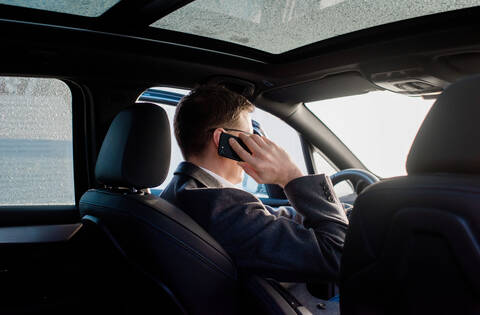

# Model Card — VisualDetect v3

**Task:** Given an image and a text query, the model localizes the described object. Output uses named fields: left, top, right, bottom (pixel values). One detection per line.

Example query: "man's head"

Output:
left=174, top=85, right=254, bottom=184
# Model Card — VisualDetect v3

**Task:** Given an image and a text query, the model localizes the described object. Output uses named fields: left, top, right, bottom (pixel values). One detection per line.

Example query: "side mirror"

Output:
left=252, top=119, right=266, bottom=137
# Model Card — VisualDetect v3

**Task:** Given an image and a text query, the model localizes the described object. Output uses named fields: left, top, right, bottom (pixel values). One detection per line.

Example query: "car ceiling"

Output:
left=1, top=1, right=480, bottom=105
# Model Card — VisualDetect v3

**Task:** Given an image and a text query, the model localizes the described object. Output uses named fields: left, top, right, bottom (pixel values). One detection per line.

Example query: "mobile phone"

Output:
left=218, top=132, right=251, bottom=162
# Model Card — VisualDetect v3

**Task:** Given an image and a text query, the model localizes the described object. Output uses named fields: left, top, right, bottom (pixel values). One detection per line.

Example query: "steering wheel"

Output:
left=330, top=168, right=379, bottom=194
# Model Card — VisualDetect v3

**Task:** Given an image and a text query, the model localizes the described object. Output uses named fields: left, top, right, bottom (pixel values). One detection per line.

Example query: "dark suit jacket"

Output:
left=161, top=161, right=349, bottom=282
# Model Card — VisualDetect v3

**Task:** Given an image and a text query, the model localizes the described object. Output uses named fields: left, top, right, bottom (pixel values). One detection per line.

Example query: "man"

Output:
left=161, top=85, right=348, bottom=282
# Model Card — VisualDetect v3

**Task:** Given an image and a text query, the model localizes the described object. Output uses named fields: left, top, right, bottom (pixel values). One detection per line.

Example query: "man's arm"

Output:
left=224, top=132, right=348, bottom=281
left=177, top=175, right=348, bottom=282
left=264, top=175, right=344, bottom=226
left=263, top=203, right=304, bottom=224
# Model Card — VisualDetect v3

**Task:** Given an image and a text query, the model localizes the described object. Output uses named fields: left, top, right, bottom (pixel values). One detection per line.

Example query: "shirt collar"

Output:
left=198, top=166, right=237, bottom=188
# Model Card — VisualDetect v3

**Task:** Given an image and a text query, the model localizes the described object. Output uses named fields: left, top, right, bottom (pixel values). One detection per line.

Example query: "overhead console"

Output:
left=438, top=52, right=480, bottom=76
left=369, top=51, right=480, bottom=97
left=371, top=68, right=448, bottom=96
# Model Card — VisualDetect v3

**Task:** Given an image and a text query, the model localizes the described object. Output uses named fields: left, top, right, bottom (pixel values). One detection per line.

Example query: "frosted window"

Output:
left=0, top=0, right=120, bottom=17
left=0, top=77, right=74, bottom=206
left=152, top=0, right=480, bottom=54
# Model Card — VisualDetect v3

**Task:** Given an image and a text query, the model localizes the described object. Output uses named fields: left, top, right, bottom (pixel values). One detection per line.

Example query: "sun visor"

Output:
left=263, top=72, right=377, bottom=103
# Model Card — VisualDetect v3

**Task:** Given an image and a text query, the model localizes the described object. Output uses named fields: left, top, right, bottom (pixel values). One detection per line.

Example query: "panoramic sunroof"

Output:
left=151, top=0, right=480, bottom=54
left=0, top=0, right=120, bottom=17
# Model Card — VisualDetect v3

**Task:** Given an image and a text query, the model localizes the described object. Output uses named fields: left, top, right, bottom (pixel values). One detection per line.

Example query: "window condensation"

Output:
left=0, top=77, right=74, bottom=206
left=152, top=0, right=480, bottom=54
left=0, top=0, right=120, bottom=17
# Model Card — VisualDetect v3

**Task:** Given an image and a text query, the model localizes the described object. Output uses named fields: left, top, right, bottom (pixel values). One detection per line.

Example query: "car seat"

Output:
left=340, top=75, right=480, bottom=315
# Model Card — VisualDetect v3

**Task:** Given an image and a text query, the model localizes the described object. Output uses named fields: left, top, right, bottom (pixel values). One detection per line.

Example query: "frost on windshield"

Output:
left=0, top=77, right=74, bottom=206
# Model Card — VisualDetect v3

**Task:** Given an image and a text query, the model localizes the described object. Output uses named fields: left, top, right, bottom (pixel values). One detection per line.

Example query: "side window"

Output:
left=155, top=104, right=185, bottom=190
left=0, top=77, right=74, bottom=206
left=245, top=108, right=307, bottom=197
left=312, top=150, right=337, bottom=176
left=251, top=109, right=307, bottom=174
left=312, top=150, right=354, bottom=198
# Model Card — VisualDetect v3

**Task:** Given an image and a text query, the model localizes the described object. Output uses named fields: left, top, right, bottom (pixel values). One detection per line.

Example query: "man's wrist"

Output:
left=279, top=168, right=304, bottom=188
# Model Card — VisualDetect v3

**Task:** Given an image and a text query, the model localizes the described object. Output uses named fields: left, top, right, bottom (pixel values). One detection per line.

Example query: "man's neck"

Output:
left=187, top=156, right=230, bottom=182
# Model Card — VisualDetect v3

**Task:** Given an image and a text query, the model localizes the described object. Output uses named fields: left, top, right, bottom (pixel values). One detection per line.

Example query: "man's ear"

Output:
left=212, top=128, right=223, bottom=148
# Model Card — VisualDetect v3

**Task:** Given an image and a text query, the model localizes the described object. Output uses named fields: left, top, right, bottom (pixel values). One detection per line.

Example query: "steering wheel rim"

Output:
left=330, top=168, right=379, bottom=193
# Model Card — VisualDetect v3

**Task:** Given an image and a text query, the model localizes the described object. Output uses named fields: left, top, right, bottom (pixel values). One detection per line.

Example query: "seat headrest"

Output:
left=407, top=75, right=480, bottom=175
left=95, top=103, right=171, bottom=189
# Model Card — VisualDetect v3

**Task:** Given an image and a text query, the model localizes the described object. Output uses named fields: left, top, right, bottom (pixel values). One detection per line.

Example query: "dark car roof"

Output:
left=1, top=1, right=480, bottom=104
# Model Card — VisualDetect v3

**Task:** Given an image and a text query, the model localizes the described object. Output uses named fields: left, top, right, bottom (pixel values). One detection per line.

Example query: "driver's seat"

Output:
left=340, top=75, right=480, bottom=315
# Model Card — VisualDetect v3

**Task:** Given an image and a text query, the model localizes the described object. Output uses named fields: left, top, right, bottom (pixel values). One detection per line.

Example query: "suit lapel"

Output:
left=174, top=162, right=224, bottom=188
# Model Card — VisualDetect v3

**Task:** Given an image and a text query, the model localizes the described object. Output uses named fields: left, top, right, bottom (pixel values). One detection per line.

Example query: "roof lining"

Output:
left=1, top=2, right=480, bottom=64
left=0, top=17, right=267, bottom=64
left=99, top=0, right=195, bottom=30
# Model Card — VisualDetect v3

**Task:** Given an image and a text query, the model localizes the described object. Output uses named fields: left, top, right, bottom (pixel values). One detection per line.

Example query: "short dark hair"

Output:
left=174, top=85, right=254, bottom=159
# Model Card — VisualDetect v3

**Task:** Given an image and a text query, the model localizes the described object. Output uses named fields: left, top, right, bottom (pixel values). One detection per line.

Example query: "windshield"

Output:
left=306, top=91, right=435, bottom=178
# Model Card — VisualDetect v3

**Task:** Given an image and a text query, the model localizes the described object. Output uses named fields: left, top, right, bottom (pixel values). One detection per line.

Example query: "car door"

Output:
left=0, top=76, right=130, bottom=314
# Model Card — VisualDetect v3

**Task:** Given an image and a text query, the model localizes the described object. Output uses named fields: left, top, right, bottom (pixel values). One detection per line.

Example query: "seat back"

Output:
left=340, top=176, right=480, bottom=314
left=79, top=103, right=239, bottom=314
left=80, top=189, right=239, bottom=314
left=340, top=75, right=480, bottom=315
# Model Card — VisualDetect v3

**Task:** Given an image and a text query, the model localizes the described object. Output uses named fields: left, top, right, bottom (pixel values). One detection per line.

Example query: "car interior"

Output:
left=1, top=1, right=480, bottom=314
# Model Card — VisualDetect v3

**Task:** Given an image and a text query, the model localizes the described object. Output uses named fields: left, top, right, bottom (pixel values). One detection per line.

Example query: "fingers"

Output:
left=238, top=133, right=262, bottom=153
left=238, top=162, right=262, bottom=183
left=229, top=138, right=255, bottom=163
left=262, top=136, right=276, bottom=146
left=249, top=134, right=268, bottom=148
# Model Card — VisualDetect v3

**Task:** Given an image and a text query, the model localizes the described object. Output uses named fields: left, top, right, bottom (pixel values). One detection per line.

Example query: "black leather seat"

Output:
left=80, top=103, right=241, bottom=314
left=340, top=75, right=480, bottom=315
left=79, top=103, right=302, bottom=315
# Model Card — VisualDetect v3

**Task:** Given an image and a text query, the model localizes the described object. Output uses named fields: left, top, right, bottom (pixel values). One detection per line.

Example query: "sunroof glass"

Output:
left=0, top=0, right=121, bottom=17
left=151, top=0, right=480, bottom=54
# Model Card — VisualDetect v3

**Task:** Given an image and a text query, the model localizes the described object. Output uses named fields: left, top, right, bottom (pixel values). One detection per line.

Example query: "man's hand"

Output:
left=229, top=133, right=304, bottom=188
